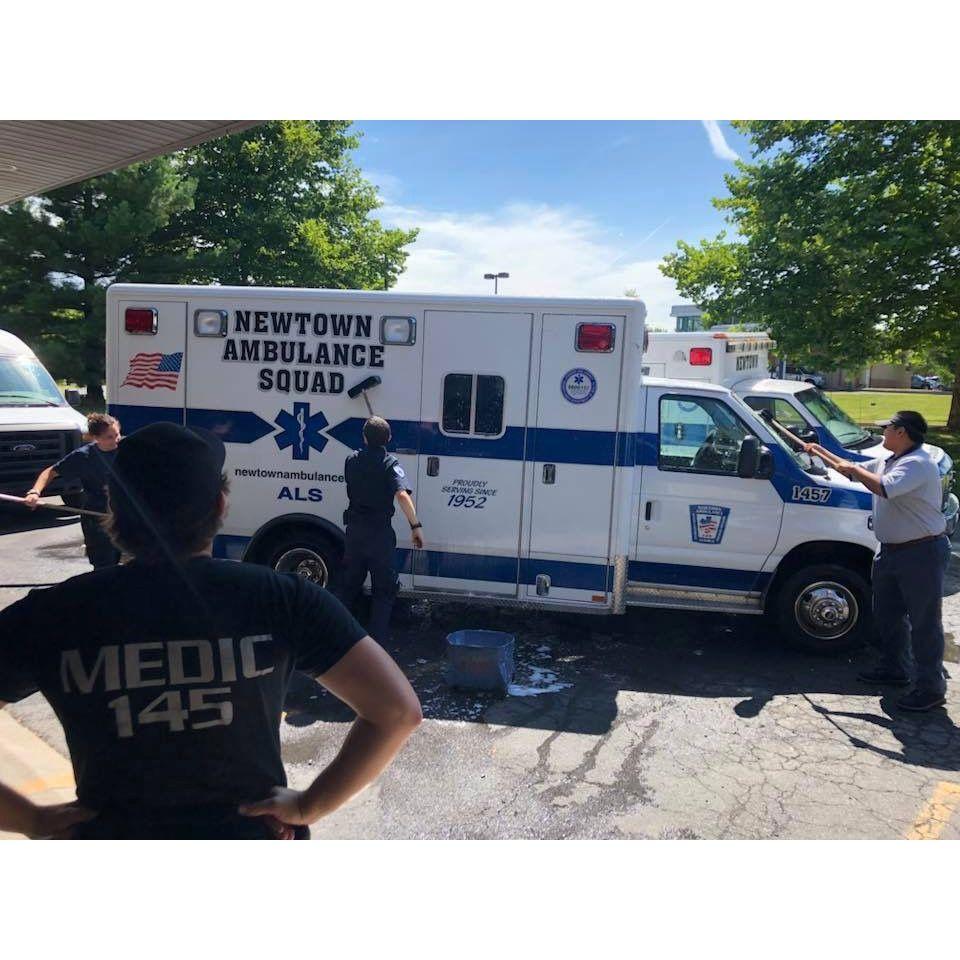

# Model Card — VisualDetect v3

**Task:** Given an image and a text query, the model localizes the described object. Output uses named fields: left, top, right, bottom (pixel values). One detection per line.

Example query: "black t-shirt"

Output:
left=344, top=447, right=407, bottom=523
left=53, top=442, right=115, bottom=511
left=0, top=558, right=366, bottom=828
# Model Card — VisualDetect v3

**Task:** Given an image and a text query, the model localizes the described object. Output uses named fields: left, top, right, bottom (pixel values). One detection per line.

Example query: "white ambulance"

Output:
left=645, top=330, right=958, bottom=536
left=0, top=328, right=87, bottom=503
left=106, top=285, right=882, bottom=653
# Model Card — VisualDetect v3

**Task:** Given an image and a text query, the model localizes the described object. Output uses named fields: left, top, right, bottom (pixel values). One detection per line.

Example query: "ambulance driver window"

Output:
left=474, top=375, right=505, bottom=435
left=658, top=395, right=751, bottom=475
left=442, top=374, right=473, bottom=433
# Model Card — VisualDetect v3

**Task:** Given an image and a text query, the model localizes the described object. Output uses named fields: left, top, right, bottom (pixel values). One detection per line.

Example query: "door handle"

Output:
left=644, top=500, right=653, bottom=521
left=542, top=463, right=556, bottom=484
left=426, top=456, right=439, bottom=477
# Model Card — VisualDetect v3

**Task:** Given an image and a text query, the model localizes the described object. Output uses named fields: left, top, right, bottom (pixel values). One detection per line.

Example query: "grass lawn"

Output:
left=827, top=390, right=959, bottom=465
left=826, top=390, right=951, bottom=426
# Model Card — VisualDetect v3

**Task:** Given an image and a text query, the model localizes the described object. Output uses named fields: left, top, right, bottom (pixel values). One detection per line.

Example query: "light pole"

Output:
left=483, top=271, right=509, bottom=294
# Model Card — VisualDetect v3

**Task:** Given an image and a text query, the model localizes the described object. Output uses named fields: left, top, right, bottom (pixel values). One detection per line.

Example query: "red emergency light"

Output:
left=125, top=307, right=158, bottom=335
left=576, top=323, right=615, bottom=352
left=689, top=346, right=713, bottom=366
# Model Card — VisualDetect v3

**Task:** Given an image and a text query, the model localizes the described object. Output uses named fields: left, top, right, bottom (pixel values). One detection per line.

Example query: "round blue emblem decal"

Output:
left=561, top=368, right=597, bottom=404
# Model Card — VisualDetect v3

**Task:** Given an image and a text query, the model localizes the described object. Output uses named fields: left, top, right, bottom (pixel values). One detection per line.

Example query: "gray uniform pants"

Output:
left=872, top=535, right=951, bottom=695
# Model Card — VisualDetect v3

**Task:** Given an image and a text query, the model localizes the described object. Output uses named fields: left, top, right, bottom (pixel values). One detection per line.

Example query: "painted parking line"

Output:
left=905, top=781, right=960, bottom=840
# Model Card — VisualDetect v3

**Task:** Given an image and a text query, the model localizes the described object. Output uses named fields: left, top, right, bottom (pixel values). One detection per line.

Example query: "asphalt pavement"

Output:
left=2, top=501, right=959, bottom=839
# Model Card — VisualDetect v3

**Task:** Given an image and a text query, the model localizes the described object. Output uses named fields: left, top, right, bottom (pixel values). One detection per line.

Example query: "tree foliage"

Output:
left=661, top=121, right=960, bottom=428
left=0, top=121, right=418, bottom=404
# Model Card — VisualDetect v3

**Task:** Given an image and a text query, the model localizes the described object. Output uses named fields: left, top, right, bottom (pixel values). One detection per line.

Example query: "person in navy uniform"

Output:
left=340, top=416, right=424, bottom=643
left=25, top=412, right=121, bottom=569
left=805, top=410, right=951, bottom=712
left=0, top=422, right=421, bottom=839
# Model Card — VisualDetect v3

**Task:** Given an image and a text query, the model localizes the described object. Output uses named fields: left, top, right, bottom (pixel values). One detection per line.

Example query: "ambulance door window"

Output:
left=441, top=373, right=506, bottom=438
left=475, top=375, right=505, bottom=435
left=743, top=396, right=806, bottom=432
left=442, top=374, right=472, bottom=433
left=658, top=395, right=750, bottom=476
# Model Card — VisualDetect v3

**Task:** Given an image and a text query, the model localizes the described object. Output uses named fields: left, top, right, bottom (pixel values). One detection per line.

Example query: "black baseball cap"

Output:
left=109, top=422, right=226, bottom=518
left=876, top=410, right=928, bottom=439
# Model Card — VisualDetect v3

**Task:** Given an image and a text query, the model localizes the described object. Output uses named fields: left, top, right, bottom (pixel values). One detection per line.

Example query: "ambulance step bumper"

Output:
left=625, top=581, right=764, bottom=615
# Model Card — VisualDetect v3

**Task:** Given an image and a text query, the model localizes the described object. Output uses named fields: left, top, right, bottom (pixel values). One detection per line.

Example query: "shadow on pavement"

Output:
left=0, top=504, right=80, bottom=536
left=283, top=593, right=960, bottom=773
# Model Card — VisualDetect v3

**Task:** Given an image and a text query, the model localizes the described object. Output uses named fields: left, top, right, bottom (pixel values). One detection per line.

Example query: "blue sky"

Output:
left=351, top=121, right=751, bottom=329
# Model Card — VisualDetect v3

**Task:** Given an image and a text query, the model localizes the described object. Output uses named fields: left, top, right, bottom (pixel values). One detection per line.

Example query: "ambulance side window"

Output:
left=743, top=396, right=806, bottom=431
left=442, top=374, right=473, bottom=433
left=442, top=373, right=506, bottom=437
left=658, top=395, right=751, bottom=475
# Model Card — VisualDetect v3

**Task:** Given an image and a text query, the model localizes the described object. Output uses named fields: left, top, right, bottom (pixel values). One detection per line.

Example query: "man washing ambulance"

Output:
left=804, top=411, right=951, bottom=711
left=339, top=416, right=424, bottom=644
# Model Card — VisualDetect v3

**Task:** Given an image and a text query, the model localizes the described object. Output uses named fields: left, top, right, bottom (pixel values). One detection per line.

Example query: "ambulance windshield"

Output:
left=796, top=388, right=871, bottom=446
left=0, top=356, right=64, bottom=406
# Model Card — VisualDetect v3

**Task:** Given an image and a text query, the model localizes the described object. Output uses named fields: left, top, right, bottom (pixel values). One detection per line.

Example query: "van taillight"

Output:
left=577, top=323, right=615, bottom=352
left=125, top=307, right=158, bottom=335
left=689, top=347, right=712, bottom=366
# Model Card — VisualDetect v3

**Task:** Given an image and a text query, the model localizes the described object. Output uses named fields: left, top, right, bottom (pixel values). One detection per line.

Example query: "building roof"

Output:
left=0, top=121, right=261, bottom=204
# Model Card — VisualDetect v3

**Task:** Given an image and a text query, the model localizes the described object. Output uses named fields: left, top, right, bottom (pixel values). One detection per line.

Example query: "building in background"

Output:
left=670, top=304, right=704, bottom=332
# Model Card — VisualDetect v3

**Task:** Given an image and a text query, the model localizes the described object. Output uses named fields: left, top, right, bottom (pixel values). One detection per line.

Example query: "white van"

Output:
left=645, top=330, right=958, bottom=536
left=106, top=285, right=882, bottom=652
left=0, top=329, right=88, bottom=502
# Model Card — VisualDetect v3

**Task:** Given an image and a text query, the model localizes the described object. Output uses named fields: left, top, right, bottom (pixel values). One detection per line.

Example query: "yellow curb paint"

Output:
left=15, top=771, right=76, bottom=796
left=905, top=781, right=960, bottom=840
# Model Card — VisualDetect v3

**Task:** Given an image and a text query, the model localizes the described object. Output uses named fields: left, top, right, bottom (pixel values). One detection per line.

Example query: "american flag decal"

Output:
left=121, top=352, right=183, bottom=390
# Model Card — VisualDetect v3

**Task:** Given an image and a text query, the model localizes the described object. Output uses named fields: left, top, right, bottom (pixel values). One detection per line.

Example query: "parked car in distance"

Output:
left=777, top=363, right=825, bottom=388
left=911, top=373, right=943, bottom=390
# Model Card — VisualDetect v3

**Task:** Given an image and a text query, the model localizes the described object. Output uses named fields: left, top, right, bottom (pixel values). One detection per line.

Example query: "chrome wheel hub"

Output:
left=795, top=581, right=858, bottom=640
left=275, top=547, right=329, bottom=586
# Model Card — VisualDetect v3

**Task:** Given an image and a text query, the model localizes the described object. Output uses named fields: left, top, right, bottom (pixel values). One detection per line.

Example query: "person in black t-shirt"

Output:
left=340, top=416, right=424, bottom=643
left=25, top=412, right=122, bottom=568
left=0, top=422, right=422, bottom=840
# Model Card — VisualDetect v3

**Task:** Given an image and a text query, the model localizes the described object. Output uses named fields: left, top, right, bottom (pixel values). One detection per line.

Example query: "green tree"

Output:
left=165, top=121, right=417, bottom=289
left=661, top=121, right=960, bottom=429
left=0, top=160, right=196, bottom=406
left=0, top=121, right=419, bottom=405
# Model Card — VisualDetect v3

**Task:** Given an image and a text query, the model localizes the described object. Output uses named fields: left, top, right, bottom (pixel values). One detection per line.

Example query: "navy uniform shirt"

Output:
left=344, top=446, right=407, bottom=523
left=53, top=442, right=115, bottom=512
left=0, top=559, right=366, bottom=827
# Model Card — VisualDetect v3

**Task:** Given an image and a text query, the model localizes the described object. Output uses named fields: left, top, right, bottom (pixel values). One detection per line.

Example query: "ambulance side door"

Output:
left=413, top=310, right=533, bottom=595
left=636, top=387, right=783, bottom=592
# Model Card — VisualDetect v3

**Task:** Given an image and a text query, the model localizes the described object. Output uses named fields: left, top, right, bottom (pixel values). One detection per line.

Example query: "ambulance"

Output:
left=0, top=328, right=87, bottom=503
left=645, top=330, right=958, bottom=536
left=107, top=285, right=883, bottom=653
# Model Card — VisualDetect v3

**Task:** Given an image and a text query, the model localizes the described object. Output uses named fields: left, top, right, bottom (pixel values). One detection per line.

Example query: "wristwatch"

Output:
left=410, top=522, right=423, bottom=530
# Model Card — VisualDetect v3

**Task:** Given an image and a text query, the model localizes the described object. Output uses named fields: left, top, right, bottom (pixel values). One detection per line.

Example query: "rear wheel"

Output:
left=775, top=563, right=871, bottom=654
left=257, top=527, right=343, bottom=592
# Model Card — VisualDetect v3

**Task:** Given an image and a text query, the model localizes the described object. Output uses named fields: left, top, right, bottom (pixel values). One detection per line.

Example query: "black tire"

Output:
left=257, top=526, right=344, bottom=593
left=774, top=563, right=871, bottom=654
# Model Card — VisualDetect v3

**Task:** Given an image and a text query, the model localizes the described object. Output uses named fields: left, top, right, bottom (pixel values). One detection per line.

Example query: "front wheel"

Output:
left=775, top=563, right=871, bottom=654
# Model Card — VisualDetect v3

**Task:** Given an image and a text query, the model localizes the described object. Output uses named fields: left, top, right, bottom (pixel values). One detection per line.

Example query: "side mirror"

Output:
left=756, top=448, right=775, bottom=479
left=65, top=388, right=81, bottom=406
left=799, top=429, right=818, bottom=444
left=737, top=436, right=761, bottom=478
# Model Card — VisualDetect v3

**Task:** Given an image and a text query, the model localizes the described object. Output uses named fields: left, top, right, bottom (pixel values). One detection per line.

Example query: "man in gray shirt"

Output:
left=805, top=411, right=950, bottom=711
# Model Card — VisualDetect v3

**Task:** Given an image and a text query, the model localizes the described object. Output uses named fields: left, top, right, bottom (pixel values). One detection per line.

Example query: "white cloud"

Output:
left=701, top=120, right=740, bottom=162
left=381, top=201, right=681, bottom=329
left=364, top=169, right=404, bottom=203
